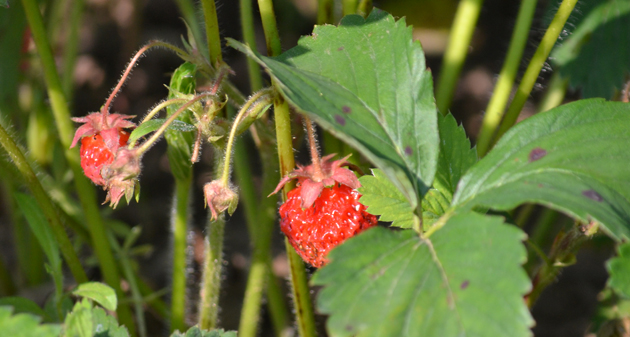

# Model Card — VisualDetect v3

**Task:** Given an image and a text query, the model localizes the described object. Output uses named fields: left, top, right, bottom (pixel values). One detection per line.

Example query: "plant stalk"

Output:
left=257, top=0, right=282, bottom=57
left=476, top=0, right=538, bottom=157
left=240, top=0, right=264, bottom=92
left=21, top=0, right=136, bottom=331
left=537, top=72, right=568, bottom=113
left=317, top=0, right=334, bottom=25
left=436, top=0, right=485, bottom=114
left=492, top=0, right=578, bottom=145
left=170, top=177, right=192, bottom=333
left=198, top=215, right=225, bottom=330
left=199, top=0, right=223, bottom=65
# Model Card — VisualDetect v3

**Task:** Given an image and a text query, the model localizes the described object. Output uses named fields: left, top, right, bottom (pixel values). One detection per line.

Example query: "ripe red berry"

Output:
left=279, top=183, right=377, bottom=267
left=79, top=130, right=130, bottom=185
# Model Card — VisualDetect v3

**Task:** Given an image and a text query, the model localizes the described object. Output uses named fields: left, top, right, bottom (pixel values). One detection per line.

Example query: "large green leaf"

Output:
left=170, top=326, right=237, bottom=337
left=312, top=212, right=532, bottom=337
left=551, top=0, right=630, bottom=98
left=63, top=300, right=128, bottom=337
left=452, top=99, right=630, bottom=240
left=228, top=8, right=439, bottom=208
left=0, top=306, right=60, bottom=337
left=358, top=169, right=416, bottom=229
left=607, top=242, right=630, bottom=298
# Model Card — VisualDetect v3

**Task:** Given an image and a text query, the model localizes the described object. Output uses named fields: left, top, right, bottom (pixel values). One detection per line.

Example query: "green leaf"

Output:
left=0, top=298, right=48, bottom=321
left=358, top=169, right=416, bottom=229
left=551, top=0, right=630, bottom=99
left=0, top=306, right=61, bottom=337
left=170, top=326, right=237, bottom=337
left=72, top=282, right=117, bottom=311
left=14, top=192, right=63, bottom=297
left=165, top=62, right=198, bottom=181
left=63, top=299, right=129, bottom=337
left=312, top=212, right=533, bottom=337
left=128, top=118, right=195, bottom=144
left=228, top=8, right=439, bottom=209
left=607, top=242, right=630, bottom=298
left=452, top=99, right=630, bottom=240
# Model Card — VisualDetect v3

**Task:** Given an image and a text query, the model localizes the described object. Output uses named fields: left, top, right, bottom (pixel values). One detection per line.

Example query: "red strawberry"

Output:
left=272, top=154, right=377, bottom=267
left=79, top=130, right=130, bottom=185
left=71, top=111, right=135, bottom=185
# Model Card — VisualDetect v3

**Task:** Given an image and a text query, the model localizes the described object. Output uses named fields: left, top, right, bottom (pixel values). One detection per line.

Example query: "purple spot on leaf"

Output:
left=583, top=190, right=603, bottom=202
left=342, top=106, right=351, bottom=114
left=405, top=146, right=413, bottom=156
left=529, top=147, right=547, bottom=162
left=338, top=46, right=344, bottom=51
left=461, top=280, right=469, bottom=289
left=334, top=115, right=346, bottom=126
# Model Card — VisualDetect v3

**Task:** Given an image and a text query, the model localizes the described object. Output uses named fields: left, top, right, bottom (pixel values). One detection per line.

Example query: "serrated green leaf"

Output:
left=312, top=212, right=533, bottom=337
left=452, top=99, right=630, bottom=240
left=170, top=326, right=237, bottom=337
left=358, top=169, right=416, bottom=229
left=0, top=298, right=49, bottom=321
left=228, top=8, right=439, bottom=209
left=0, top=306, right=61, bottom=337
left=72, top=282, right=117, bottom=311
left=551, top=0, right=630, bottom=98
left=128, top=118, right=196, bottom=144
left=607, top=242, right=630, bottom=298
left=63, top=299, right=129, bottom=337
left=165, top=62, right=198, bottom=181
left=14, top=193, right=63, bottom=298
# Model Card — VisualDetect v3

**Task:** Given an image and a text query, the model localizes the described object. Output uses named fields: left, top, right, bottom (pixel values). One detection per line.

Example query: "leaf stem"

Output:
left=342, top=0, right=358, bottom=16
left=257, top=0, right=282, bottom=56
left=240, top=0, right=264, bottom=91
left=61, top=0, right=84, bottom=101
left=537, top=72, right=568, bottom=113
left=492, top=0, right=578, bottom=145
left=199, top=0, right=223, bottom=65
left=198, top=215, right=225, bottom=329
left=0, top=123, right=88, bottom=284
left=436, top=0, right=484, bottom=114
left=220, top=90, right=271, bottom=186
left=170, top=176, right=192, bottom=333
left=135, top=93, right=213, bottom=156
left=317, top=0, right=334, bottom=25
left=476, top=0, right=538, bottom=157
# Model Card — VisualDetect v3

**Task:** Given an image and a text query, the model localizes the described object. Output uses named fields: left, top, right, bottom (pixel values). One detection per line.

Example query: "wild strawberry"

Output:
left=71, top=112, right=135, bottom=185
left=272, top=154, right=378, bottom=268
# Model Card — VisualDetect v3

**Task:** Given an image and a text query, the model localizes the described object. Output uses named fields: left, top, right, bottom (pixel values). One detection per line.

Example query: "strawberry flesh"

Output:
left=280, top=183, right=378, bottom=268
left=79, top=130, right=130, bottom=185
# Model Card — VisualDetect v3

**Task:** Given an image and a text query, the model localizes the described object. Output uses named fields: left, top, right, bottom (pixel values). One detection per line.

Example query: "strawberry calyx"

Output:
left=270, top=154, right=360, bottom=209
left=71, top=111, right=136, bottom=150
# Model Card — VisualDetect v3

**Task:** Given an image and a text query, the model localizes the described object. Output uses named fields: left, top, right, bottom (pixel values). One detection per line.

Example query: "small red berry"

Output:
left=279, top=183, right=377, bottom=267
left=79, top=130, right=130, bottom=185
left=271, top=154, right=377, bottom=267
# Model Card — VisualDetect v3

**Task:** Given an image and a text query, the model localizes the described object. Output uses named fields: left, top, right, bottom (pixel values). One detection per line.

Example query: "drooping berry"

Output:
left=78, top=129, right=130, bottom=185
left=271, top=154, right=378, bottom=267
left=279, top=182, right=377, bottom=267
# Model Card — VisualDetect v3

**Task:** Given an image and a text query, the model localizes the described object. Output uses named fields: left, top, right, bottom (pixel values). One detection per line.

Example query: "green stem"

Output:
left=317, top=0, right=334, bottom=25
left=21, top=0, right=136, bottom=332
left=274, top=96, right=317, bottom=337
left=170, top=177, right=192, bottom=333
left=436, top=0, right=485, bottom=114
left=199, top=0, right=223, bottom=65
left=342, top=0, right=358, bottom=16
left=136, top=93, right=213, bottom=155
left=109, top=232, right=148, bottom=337
left=0, top=123, right=87, bottom=284
left=220, top=90, right=270, bottom=186
left=537, top=72, right=568, bottom=113
left=198, top=215, right=225, bottom=330
left=173, top=0, right=205, bottom=56
left=137, top=278, right=169, bottom=319
left=493, top=0, right=578, bottom=144
left=357, top=0, right=372, bottom=17
left=61, top=0, right=83, bottom=100
left=515, top=203, right=536, bottom=228
left=266, top=271, right=290, bottom=337
left=476, top=0, right=538, bottom=157
left=257, top=0, right=282, bottom=56
left=240, top=0, right=264, bottom=91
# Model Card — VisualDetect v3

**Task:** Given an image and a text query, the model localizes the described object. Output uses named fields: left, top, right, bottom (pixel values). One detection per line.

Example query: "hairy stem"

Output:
left=257, top=0, right=282, bottom=57
left=240, top=0, right=264, bottom=91
left=436, top=0, right=484, bottom=114
left=304, top=118, right=324, bottom=180
left=476, top=0, right=538, bottom=157
left=493, top=0, right=578, bottom=144
left=170, top=176, right=192, bottom=333
left=199, top=0, right=223, bottom=65
left=198, top=215, right=225, bottom=329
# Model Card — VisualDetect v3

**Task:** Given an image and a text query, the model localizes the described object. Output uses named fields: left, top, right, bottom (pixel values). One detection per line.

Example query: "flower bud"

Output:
left=203, top=180, right=238, bottom=221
